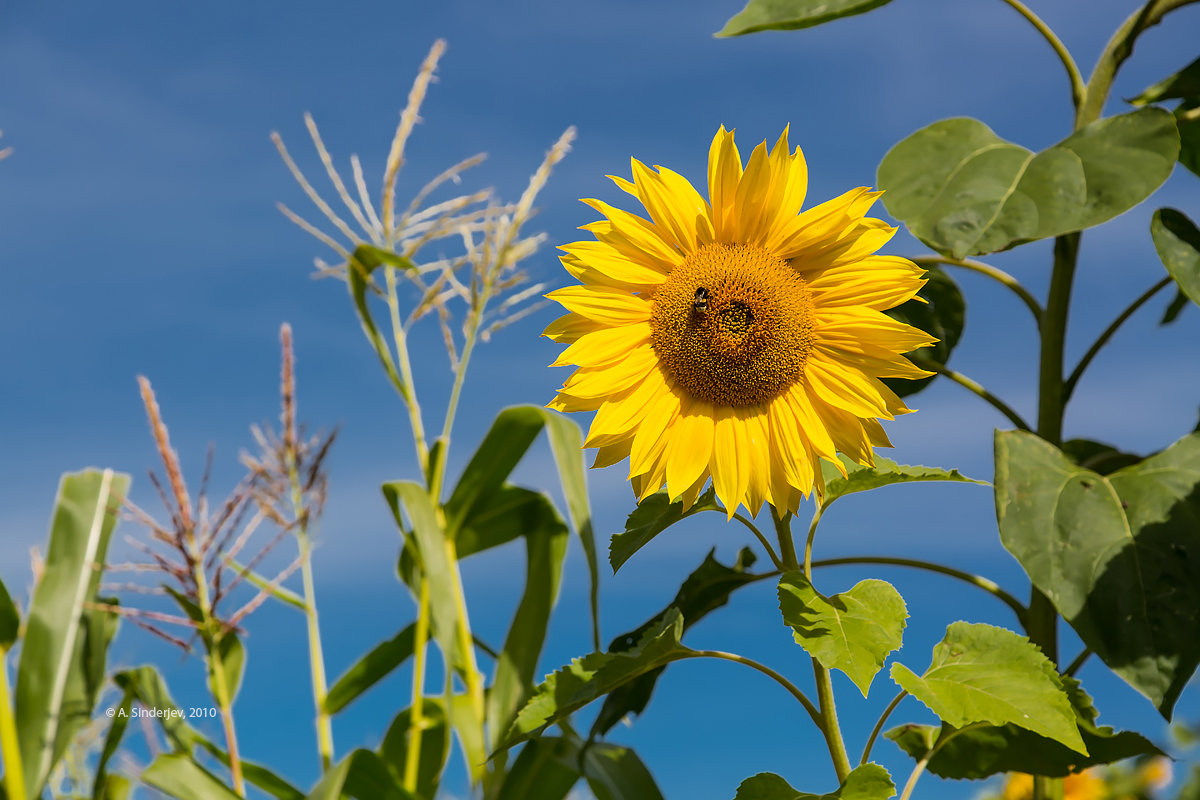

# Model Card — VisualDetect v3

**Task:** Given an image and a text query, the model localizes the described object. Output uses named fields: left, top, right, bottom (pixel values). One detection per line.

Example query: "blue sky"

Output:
left=3, top=1, right=1200, bottom=798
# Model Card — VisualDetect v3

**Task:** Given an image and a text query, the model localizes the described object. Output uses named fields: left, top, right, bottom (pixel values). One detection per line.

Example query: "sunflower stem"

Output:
left=860, top=690, right=907, bottom=765
left=776, top=504, right=852, bottom=783
left=910, top=356, right=1032, bottom=431
left=996, top=0, right=1085, bottom=109
left=1064, top=277, right=1172, bottom=401
left=731, top=511, right=784, bottom=570
left=911, top=256, right=1043, bottom=325
left=811, top=556, right=1027, bottom=625
left=688, top=650, right=823, bottom=728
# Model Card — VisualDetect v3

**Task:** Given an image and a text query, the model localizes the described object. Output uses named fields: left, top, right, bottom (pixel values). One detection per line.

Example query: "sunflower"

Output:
left=545, top=126, right=935, bottom=517
left=1000, top=770, right=1107, bottom=800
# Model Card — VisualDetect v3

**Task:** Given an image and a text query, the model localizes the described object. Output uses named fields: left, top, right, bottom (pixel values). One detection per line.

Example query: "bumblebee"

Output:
left=693, top=287, right=710, bottom=314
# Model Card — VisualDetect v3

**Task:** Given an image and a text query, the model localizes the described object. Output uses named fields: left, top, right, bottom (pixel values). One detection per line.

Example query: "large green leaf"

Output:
left=877, top=109, right=1179, bottom=259
left=1152, top=209, right=1200, bottom=312
left=885, top=677, right=1162, bottom=779
left=379, top=701, right=449, bottom=799
left=382, top=482, right=462, bottom=683
left=733, top=764, right=895, bottom=799
left=994, top=430, right=1200, bottom=717
left=778, top=572, right=906, bottom=696
left=324, top=624, right=416, bottom=715
left=15, top=468, right=130, bottom=798
left=591, top=547, right=758, bottom=737
left=485, top=492, right=568, bottom=751
left=501, top=610, right=690, bottom=750
left=446, top=406, right=601, bottom=648
left=582, top=743, right=665, bottom=800
left=0, top=578, right=17, bottom=649
left=141, top=754, right=241, bottom=800
left=609, top=488, right=720, bottom=573
left=306, top=749, right=415, bottom=800
left=890, top=622, right=1086, bottom=753
left=716, top=0, right=895, bottom=36
left=820, top=455, right=983, bottom=505
left=92, top=683, right=134, bottom=800
left=882, top=267, right=965, bottom=398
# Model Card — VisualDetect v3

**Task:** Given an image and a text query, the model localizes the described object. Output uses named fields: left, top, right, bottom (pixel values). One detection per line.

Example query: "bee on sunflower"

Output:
left=545, top=126, right=935, bottom=517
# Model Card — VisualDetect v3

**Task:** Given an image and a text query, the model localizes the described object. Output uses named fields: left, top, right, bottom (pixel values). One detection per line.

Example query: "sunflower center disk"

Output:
left=649, top=243, right=815, bottom=408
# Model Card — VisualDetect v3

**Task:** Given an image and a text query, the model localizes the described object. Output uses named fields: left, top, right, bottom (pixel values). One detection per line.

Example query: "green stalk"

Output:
left=290, top=482, right=334, bottom=771
left=386, top=266, right=430, bottom=472
left=191, top=543, right=245, bottom=796
left=403, top=580, right=431, bottom=792
left=1064, top=277, right=1172, bottom=401
left=775, top=507, right=852, bottom=783
left=0, top=650, right=27, bottom=800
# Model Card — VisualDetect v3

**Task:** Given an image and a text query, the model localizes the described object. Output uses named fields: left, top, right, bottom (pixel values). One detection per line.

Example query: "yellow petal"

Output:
left=710, top=404, right=750, bottom=518
left=546, top=285, right=652, bottom=324
left=542, top=312, right=598, bottom=343
left=560, top=241, right=670, bottom=288
left=551, top=323, right=651, bottom=368
left=559, top=342, right=658, bottom=398
left=665, top=396, right=715, bottom=501
left=630, top=380, right=682, bottom=477
left=707, top=126, right=742, bottom=242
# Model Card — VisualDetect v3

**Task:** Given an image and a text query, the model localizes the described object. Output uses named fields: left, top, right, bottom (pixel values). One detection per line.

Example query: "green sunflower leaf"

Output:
left=1151, top=209, right=1200, bottom=314
left=733, top=763, right=895, bottom=799
left=1061, top=438, right=1144, bottom=475
left=499, top=610, right=690, bottom=751
left=994, top=430, right=1200, bottom=718
left=819, top=455, right=985, bottom=504
left=609, top=487, right=720, bottom=573
left=884, top=677, right=1163, bottom=779
left=582, top=743, right=665, bottom=800
left=716, top=0, right=895, bottom=37
left=495, top=737, right=582, bottom=800
left=883, top=266, right=964, bottom=398
left=889, top=622, right=1087, bottom=753
left=778, top=571, right=906, bottom=696
left=1130, top=55, right=1200, bottom=105
left=877, top=109, right=1179, bottom=259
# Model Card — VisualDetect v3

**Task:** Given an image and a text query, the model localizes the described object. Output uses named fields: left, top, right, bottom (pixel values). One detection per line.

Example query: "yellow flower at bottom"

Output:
left=545, top=126, right=935, bottom=516
left=1001, top=771, right=1107, bottom=800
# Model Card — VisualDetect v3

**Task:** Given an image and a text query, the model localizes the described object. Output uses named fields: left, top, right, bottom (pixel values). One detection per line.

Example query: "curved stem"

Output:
left=861, top=691, right=907, bottom=765
left=1064, top=277, right=1171, bottom=401
left=731, top=511, right=784, bottom=571
left=1064, top=647, right=1093, bottom=677
left=899, top=755, right=930, bottom=800
left=913, top=256, right=1043, bottom=325
left=811, top=557, right=1027, bottom=626
left=997, top=0, right=1085, bottom=108
left=688, top=650, right=823, bottom=731
left=780, top=507, right=853, bottom=783
left=1077, top=0, right=1199, bottom=128
left=910, top=356, right=1032, bottom=431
